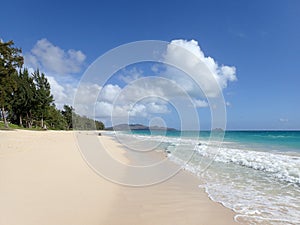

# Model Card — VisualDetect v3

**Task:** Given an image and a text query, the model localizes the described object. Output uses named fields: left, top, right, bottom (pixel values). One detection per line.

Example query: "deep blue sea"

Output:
left=121, top=130, right=300, bottom=224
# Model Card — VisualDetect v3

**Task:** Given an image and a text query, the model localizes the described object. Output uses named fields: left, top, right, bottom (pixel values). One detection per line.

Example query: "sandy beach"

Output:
left=0, top=130, right=238, bottom=225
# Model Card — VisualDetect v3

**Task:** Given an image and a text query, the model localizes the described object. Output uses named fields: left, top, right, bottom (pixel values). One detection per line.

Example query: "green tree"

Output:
left=45, top=105, right=67, bottom=130
left=72, top=112, right=105, bottom=130
left=61, top=105, right=74, bottom=130
left=0, top=40, right=23, bottom=128
left=95, top=120, right=105, bottom=130
left=32, top=69, right=53, bottom=128
left=10, top=68, right=36, bottom=127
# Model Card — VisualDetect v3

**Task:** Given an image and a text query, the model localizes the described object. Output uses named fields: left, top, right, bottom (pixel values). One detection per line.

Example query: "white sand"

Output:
left=0, top=130, right=238, bottom=225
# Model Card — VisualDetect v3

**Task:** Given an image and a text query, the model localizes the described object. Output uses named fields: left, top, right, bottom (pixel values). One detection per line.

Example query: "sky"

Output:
left=1, top=0, right=299, bottom=130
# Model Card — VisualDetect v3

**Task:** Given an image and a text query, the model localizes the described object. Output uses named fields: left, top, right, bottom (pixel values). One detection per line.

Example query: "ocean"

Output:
left=118, top=130, right=300, bottom=225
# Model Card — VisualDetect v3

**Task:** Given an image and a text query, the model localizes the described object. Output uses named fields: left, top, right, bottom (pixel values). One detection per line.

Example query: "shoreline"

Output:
left=0, top=130, right=238, bottom=225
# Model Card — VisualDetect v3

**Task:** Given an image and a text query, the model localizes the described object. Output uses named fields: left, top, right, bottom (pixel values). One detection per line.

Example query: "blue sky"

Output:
left=1, top=0, right=299, bottom=130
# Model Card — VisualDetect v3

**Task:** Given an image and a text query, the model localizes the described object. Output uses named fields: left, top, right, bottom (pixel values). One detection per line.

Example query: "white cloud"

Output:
left=97, top=39, right=234, bottom=131
left=279, top=118, right=289, bottom=123
left=47, top=76, right=72, bottom=106
left=147, top=102, right=170, bottom=113
left=193, top=99, right=209, bottom=108
left=24, top=39, right=87, bottom=110
left=226, top=101, right=232, bottom=107
left=25, top=38, right=86, bottom=75
left=76, top=83, right=101, bottom=104
left=90, top=78, right=177, bottom=119
left=73, top=82, right=102, bottom=116
left=95, top=39, right=238, bottom=121
left=95, top=101, right=114, bottom=117
left=163, top=39, right=237, bottom=98
left=24, top=38, right=236, bottom=127
left=129, top=104, right=147, bottom=117
left=93, top=81, right=172, bottom=119
left=99, top=84, right=121, bottom=102
left=119, top=67, right=143, bottom=84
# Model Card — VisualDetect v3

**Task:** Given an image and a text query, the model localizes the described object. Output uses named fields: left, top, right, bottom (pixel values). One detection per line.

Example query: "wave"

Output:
left=118, top=131, right=300, bottom=185
left=115, top=132, right=300, bottom=224
left=167, top=143, right=300, bottom=224
left=194, top=145, right=300, bottom=185
left=167, top=145, right=300, bottom=224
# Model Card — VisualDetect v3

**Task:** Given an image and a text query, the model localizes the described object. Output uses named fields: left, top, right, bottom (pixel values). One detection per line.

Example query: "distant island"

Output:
left=105, top=124, right=177, bottom=131
left=212, top=128, right=224, bottom=132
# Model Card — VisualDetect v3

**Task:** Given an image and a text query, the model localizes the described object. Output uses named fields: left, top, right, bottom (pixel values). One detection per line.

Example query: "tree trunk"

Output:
left=26, top=113, right=29, bottom=128
left=26, top=112, right=32, bottom=128
left=41, top=113, right=44, bottom=129
left=19, top=115, right=23, bottom=127
left=1, top=107, right=8, bottom=128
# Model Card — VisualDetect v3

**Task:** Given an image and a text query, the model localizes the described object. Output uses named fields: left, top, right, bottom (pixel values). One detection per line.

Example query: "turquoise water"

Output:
left=224, top=131, right=300, bottom=151
left=123, top=130, right=300, bottom=224
left=130, top=130, right=300, bottom=151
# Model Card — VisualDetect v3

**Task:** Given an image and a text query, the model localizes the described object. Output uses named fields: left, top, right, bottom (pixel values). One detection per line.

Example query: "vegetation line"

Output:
left=0, top=39, right=104, bottom=130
